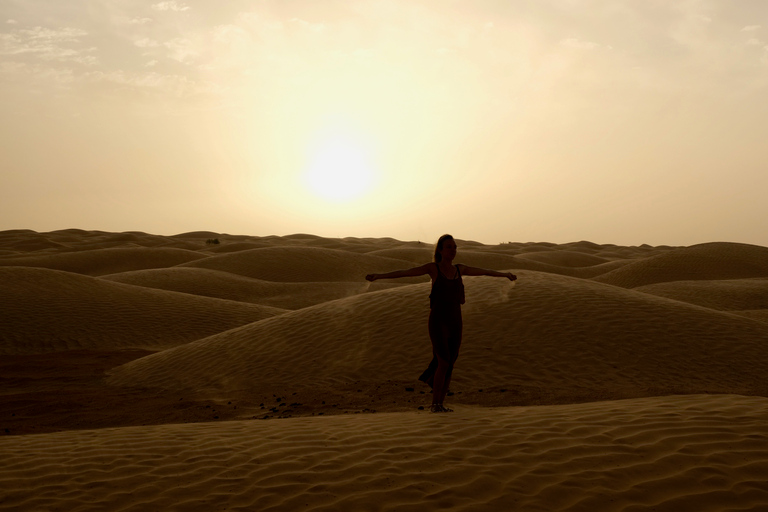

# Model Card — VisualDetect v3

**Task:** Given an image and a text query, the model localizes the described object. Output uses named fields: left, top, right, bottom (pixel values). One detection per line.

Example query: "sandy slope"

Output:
left=107, top=271, right=768, bottom=402
left=1, top=394, right=767, bottom=512
left=1, top=267, right=286, bottom=354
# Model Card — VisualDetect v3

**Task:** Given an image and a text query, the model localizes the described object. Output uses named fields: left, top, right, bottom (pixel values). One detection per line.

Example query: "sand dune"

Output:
left=561, top=240, right=608, bottom=253
left=203, top=241, right=273, bottom=253
left=365, top=246, right=589, bottom=277
left=0, top=229, right=58, bottom=249
left=1, top=394, right=767, bottom=512
left=107, top=270, right=768, bottom=402
left=393, top=247, right=591, bottom=277
left=594, top=243, right=676, bottom=260
left=0, top=234, right=67, bottom=252
left=171, top=230, right=226, bottom=239
left=367, top=246, right=435, bottom=263
left=732, top=309, right=768, bottom=323
left=636, top=278, right=768, bottom=311
left=4, top=229, right=768, bottom=511
left=457, top=250, right=569, bottom=274
left=0, top=247, right=207, bottom=276
left=1, top=267, right=286, bottom=354
left=566, top=258, right=639, bottom=278
left=180, top=246, right=422, bottom=282
left=101, top=267, right=398, bottom=310
left=593, top=242, right=768, bottom=288
left=515, top=249, right=609, bottom=267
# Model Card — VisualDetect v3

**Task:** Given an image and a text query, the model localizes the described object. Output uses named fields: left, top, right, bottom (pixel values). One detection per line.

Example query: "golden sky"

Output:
left=1, top=0, right=767, bottom=246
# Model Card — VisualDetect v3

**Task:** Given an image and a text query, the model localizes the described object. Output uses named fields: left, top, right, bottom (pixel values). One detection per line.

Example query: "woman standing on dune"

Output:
left=366, top=234, right=517, bottom=413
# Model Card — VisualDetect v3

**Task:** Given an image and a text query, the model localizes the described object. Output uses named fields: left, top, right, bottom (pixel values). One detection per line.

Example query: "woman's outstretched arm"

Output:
left=366, top=263, right=434, bottom=282
left=458, top=265, right=517, bottom=281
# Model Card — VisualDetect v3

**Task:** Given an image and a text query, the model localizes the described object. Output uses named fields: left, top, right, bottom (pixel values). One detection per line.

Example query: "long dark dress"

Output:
left=418, top=263, right=465, bottom=388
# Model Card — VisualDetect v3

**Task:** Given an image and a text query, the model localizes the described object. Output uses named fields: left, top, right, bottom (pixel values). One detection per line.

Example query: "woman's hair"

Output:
left=433, top=234, right=455, bottom=263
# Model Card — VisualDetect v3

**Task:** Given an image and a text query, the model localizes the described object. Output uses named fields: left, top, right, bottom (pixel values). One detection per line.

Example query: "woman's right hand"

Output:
left=365, top=274, right=377, bottom=282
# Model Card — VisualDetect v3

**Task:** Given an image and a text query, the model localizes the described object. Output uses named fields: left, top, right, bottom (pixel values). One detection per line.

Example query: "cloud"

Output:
left=235, top=12, right=285, bottom=32
left=128, top=17, right=153, bottom=25
left=16, top=26, right=88, bottom=41
left=0, top=26, right=97, bottom=65
left=134, top=38, right=160, bottom=48
left=211, top=24, right=249, bottom=45
left=741, top=25, right=761, bottom=32
left=151, top=1, right=190, bottom=12
left=288, top=18, right=326, bottom=33
left=86, top=69, right=220, bottom=99
left=163, top=38, right=198, bottom=63
left=112, top=15, right=153, bottom=26
left=0, top=61, right=77, bottom=86
left=6, top=19, right=18, bottom=25
left=560, top=38, right=601, bottom=50
left=133, top=36, right=198, bottom=64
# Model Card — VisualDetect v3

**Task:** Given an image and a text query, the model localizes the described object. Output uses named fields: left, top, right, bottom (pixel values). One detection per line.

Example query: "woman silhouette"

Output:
left=366, top=234, right=517, bottom=412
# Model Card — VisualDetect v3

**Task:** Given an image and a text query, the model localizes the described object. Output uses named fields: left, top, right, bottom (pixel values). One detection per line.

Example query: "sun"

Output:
left=303, top=132, right=377, bottom=202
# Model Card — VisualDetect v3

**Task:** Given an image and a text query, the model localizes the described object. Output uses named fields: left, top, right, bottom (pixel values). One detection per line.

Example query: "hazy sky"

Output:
left=2, top=0, right=767, bottom=246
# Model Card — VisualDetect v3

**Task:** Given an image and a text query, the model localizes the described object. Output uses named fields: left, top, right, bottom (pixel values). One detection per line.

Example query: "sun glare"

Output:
left=304, top=132, right=377, bottom=202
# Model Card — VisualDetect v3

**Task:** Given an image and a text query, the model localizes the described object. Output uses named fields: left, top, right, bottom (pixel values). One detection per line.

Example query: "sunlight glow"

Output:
left=303, top=132, right=377, bottom=202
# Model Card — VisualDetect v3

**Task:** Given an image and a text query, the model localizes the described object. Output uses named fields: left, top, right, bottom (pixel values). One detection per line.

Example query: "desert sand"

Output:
left=2, top=229, right=768, bottom=511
